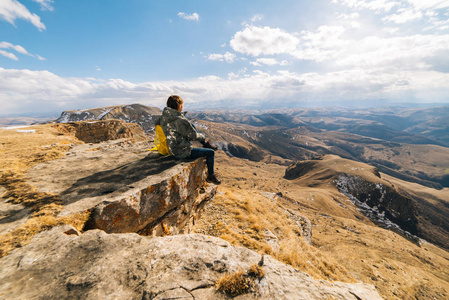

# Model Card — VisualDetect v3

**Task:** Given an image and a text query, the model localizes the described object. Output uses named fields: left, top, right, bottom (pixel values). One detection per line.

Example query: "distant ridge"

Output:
left=55, top=103, right=161, bottom=133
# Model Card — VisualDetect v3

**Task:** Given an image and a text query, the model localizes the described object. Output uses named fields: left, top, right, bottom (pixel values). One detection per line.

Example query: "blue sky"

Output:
left=1, top=0, right=449, bottom=115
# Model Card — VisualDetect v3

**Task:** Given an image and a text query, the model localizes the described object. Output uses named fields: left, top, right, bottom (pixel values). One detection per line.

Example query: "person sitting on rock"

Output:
left=159, top=95, right=221, bottom=184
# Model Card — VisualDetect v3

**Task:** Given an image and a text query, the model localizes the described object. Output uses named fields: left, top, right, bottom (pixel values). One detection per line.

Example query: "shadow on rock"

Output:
left=60, top=152, right=178, bottom=204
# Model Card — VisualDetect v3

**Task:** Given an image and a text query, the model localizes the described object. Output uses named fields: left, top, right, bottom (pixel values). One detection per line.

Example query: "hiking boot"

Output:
left=202, top=140, right=218, bottom=151
left=207, top=174, right=221, bottom=185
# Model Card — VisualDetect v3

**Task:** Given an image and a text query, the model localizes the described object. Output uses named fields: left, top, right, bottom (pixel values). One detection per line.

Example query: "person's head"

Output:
left=167, top=95, right=184, bottom=112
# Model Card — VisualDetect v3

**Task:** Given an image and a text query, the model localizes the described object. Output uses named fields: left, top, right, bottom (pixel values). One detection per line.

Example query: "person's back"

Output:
left=160, top=95, right=221, bottom=184
left=160, top=106, right=204, bottom=158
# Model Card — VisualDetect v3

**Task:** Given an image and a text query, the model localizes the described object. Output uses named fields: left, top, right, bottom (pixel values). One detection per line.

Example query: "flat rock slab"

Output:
left=0, top=227, right=382, bottom=299
left=26, top=139, right=216, bottom=234
left=27, top=140, right=173, bottom=212
left=0, top=198, right=30, bottom=235
left=26, top=140, right=197, bottom=212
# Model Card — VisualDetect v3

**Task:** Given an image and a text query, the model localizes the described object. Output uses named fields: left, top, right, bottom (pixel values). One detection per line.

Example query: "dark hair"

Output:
left=167, top=95, right=183, bottom=110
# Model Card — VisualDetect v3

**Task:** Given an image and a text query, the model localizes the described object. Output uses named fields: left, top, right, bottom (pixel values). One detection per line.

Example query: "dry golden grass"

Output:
left=195, top=186, right=355, bottom=282
left=215, top=264, right=264, bottom=297
left=0, top=125, right=88, bottom=257
left=194, top=151, right=449, bottom=299
left=0, top=207, right=90, bottom=257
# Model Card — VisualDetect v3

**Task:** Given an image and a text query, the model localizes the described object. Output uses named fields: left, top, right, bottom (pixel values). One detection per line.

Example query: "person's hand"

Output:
left=203, top=140, right=218, bottom=151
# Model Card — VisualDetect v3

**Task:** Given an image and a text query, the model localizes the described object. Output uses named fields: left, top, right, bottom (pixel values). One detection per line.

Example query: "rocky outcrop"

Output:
left=284, top=155, right=449, bottom=251
left=285, top=158, right=420, bottom=238
left=335, top=172, right=449, bottom=250
left=335, top=173, right=419, bottom=236
left=55, top=103, right=161, bottom=133
left=25, top=137, right=216, bottom=236
left=52, top=119, right=148, bottom=143
left=0, top=226, right=382, bottom=299
left=83, top=157, right=217, bottom=235
left=285, top=208, right=312, bottom=245
left=226, top=142, right=265, bottom=162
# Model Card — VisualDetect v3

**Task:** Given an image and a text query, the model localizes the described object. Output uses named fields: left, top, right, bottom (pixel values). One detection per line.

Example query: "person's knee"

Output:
left=206, top=148, right=215, bottom=158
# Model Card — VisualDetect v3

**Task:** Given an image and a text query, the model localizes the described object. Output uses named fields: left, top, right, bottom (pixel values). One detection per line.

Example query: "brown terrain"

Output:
left=1, top=104, right=449, bottom=299
left=193, top=152, right=449, bottom=299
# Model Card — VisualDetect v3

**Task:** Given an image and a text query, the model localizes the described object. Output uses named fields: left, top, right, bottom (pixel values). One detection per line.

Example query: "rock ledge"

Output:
left=0, top=227, right=382, bottom=300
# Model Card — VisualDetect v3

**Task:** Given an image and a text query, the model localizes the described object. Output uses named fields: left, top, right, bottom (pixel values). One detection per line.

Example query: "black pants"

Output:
left=189, top=148, right=214, bottom=175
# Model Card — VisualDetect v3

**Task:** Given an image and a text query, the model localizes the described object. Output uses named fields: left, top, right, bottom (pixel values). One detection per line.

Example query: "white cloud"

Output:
left=243, top=21, right=448, bottom=76
left=177, top=12, right=199, bottom=21
left=0, top=50, right=18, bottom=60
left=334, top=34, right=449, bottom=71
left=241, top=15, right=264, bottom=27
left=332, top=0, right=398, bottom=13
left=230, top=25, right=299, bottom=56
left=228, top=68, right=248, bottom=80
left=207, top=52, right=236, bottom=63
left=334, top=0, right=449, bottom=27
left=36, top=54, right=46, bottom=60
left=0, top=41, right=32, bottom=56
left=336, top=12, right=361, bottom=28
left=33, top=0, right=54, bottom=11
left=221, top=17, right=449, bottom=105
left=383, top=8, right=423, bottom=23
left=0, top=0, right=46, bottom=30
left=2, top=66, right=448, bottom=114
left=337, top=12, right=360, bottom=19
left=405, top=0, right=449, bottom=11
left=292, top=25, right=346, bottom=61
left=251, top=14, right=264, bottom=22
left=250, top=58, right=288, bottom=66
left=0, top=41, right=44, bottom=61
left=383, top=27, right=400, bottom=34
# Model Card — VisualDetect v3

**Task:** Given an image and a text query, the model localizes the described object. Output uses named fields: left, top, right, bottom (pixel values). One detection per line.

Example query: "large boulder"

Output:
left=26, top=139, right=217, bottom=236
left=52, top=119, right=148, bottom=143
left=82, top=157, right=217, bottom=235
left=0, top=227, right=382, bottom=299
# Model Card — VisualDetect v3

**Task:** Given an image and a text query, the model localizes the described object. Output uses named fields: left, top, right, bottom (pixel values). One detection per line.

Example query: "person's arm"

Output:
left=177, top=118, right=205, bottom=141
left=154, top=115, right=161, bottom=126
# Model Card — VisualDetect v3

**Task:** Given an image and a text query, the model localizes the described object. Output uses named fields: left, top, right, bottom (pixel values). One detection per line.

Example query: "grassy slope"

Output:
left=193, top=152, right=449, bottom=300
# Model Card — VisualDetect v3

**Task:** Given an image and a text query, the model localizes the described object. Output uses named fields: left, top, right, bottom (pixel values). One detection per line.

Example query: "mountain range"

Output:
left=50, top=103, right=449, bottom=247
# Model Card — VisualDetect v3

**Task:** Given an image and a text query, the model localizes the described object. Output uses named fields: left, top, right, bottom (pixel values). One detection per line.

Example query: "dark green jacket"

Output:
left=159, top=107, right=205, bottom=158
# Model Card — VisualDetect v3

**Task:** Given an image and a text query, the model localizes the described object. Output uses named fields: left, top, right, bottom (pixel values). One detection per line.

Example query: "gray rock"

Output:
left=0, top=199, right=30, bottom=235
left=53, top=119, right=148, bottom=143
left=262, top=228, right=279, bottom=252
left=0, top=227, right=382, bottom=299
left=25, top=139, right=217, bottom=236
left=285, top=209, right=312, bottom=245
left=84, top=157, right=216, bottom=235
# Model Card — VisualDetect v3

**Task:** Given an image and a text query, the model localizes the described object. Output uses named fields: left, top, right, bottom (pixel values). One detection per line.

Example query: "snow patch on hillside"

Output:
left=335, top=174, right=421, bottom=243
left=97, top=108, right=114, bottom=119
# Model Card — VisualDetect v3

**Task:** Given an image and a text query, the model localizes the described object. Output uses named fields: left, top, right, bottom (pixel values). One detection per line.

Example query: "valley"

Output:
left=189, top=105, right=449, bottom=189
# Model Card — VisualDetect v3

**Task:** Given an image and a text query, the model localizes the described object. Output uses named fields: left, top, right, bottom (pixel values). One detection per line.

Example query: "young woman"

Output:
left=159, top=95, right=221, bottom=184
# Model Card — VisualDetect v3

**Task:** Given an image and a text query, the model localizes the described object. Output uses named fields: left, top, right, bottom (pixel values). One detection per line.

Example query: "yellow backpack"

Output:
left=150, top=125, right=171, bottom=155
